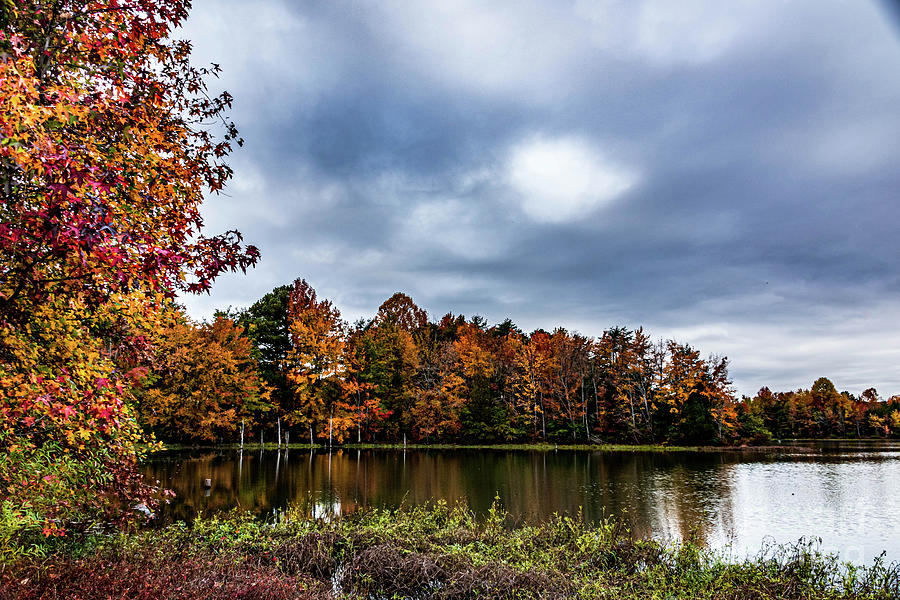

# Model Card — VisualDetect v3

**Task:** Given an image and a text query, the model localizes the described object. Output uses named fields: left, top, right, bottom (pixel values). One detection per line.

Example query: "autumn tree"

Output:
left=285, top=279, right=346, bottom=445
left=376, top=292, right=428, bottom=332
left=656, top=342, right=735, bottom=444
left=787, top=389, right=816, bottom=437
left=509, top=330, right=554, bottom=440
left=342, top=323, right=388, bottom=442
left=0, top=2, right=257, bottom=318
left=0, top=0, right=258, bottom=535
left=358, top=294, right=424, bottom=440
left=810, top=377, right=848, bottom=436
left=135, top=314, right=270, bottom=443
left=455, top=321, right=505, bottom=441
left=594, top=327, right=633, bottom=439
left=0, top=292, right=165, bottom=536
left=490, top=324, right=528, bottom=440
left=852, top=388, right=880, bottom=437
left=547, top=329, right=592, bottom=441
left=412, top=336, right=465, bottom=441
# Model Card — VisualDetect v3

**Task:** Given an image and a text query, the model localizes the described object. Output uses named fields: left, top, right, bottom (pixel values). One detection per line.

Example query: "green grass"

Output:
left=3, top=502, right=897, bottom=599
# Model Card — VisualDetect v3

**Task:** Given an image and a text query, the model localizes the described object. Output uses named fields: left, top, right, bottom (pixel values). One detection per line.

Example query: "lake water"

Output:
left=142, top=441, right=900, bottom=564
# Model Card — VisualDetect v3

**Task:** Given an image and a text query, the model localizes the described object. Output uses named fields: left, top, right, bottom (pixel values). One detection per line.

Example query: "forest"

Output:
left=131, top=278, right=900, bottom=448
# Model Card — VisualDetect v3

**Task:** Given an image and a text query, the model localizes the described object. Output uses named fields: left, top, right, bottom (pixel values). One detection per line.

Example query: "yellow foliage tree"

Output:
left=285, top=279, right=346, bottom=445
left=134, top=313, right=271, bottom=443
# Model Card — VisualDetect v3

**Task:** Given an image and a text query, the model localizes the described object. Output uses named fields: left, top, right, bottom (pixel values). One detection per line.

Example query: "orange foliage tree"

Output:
left=285, top=279, right=347, bottom=444
left=657, top=342, right=736, bottom=443
left=134, top=313, right=270, bottom=443
left=548, top=329, right=592, bottom=441
left=341, top=325, right=386, bottom=443
left=510, top=330, right=553, bottom=439
left=0, top=0, right=258, bottom=536
left=411, top=338, right=465, bottom=441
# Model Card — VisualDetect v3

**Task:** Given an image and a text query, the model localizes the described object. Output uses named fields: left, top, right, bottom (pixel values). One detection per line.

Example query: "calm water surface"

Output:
left=142, top=441, right=900, bottom=564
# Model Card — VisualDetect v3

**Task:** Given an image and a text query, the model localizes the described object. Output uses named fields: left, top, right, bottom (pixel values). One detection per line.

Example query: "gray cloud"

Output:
left=178, top=0, right=900, bottom=397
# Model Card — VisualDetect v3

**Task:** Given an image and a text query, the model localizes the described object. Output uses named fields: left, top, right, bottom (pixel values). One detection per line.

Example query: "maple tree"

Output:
left=0, top=1, right=258, bottom=321
left=0, top=293, right=160, bottom=535
left=0, top=0, right=258, bottom=540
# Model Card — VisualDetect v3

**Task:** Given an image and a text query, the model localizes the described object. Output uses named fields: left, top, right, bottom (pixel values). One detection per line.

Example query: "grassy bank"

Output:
left=150, top=441, right=817, bottom=454
left=2, top=503, right=896, bottom=599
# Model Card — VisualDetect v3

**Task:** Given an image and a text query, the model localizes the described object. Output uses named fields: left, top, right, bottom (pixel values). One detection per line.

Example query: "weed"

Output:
left=2, top=503, right=897, bottom=599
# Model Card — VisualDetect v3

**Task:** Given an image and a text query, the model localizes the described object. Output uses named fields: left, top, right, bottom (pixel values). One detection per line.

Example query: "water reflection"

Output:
left=143, top=443, right=900, bottom=563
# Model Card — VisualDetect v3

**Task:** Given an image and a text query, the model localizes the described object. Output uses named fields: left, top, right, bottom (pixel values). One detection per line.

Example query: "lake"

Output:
left=142, top=441, right=900, bottom=564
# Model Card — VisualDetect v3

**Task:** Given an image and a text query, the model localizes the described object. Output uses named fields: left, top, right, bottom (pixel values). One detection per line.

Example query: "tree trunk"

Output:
left=582, top=376, right=589, bottom=441
left=540, top=392, right=546, bottom=440
left=357, top=390, right=362, bottom=443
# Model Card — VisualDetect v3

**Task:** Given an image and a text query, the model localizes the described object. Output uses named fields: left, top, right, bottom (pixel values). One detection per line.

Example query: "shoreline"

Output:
left=146, top=441, right=820, bottom=454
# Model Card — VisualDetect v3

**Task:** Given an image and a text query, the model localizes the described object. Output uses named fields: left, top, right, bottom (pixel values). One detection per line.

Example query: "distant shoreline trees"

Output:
left=135, top=280, right=900, bottom=446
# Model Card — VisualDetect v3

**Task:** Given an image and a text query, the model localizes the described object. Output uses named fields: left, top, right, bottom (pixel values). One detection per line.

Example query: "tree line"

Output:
left=133, top=279, right=900, bottom=446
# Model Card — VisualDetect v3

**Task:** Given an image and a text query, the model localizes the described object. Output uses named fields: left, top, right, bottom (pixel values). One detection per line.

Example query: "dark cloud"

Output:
left=179, top=0, right=900, bottom=397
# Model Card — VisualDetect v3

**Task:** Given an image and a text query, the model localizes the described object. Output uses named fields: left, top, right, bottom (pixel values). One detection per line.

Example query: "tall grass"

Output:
left=2, top=501, right=897, bottom=599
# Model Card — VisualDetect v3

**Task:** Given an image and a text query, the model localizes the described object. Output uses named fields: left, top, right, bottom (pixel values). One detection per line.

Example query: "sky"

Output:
left=177, top=0, right=900, bottom=398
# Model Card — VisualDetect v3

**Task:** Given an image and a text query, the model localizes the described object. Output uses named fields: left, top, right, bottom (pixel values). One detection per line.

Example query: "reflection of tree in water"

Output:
left=637, top=453, right=740, bottom=547
left=143, top=450, right=295, bottom=522
left=145, top=449, right=743, bottom=545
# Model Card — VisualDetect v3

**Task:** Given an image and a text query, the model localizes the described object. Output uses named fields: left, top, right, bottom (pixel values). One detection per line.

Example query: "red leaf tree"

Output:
left=0, top=0, right=258, bottom=542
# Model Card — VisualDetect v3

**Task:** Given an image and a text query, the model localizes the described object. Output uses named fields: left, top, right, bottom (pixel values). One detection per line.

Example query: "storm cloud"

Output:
left=178, top=0, right=900, bottom=397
